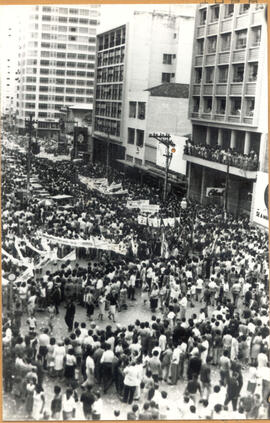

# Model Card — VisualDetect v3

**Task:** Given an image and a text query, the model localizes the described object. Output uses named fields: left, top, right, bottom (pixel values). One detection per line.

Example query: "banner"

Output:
left=138, top=215, right=148, bottom=225
left=37, top=232, right=127, bottom=255
left=126, top=200, right=149, bottom=209
left=74, top=127, right=88, bottom=154
left=252, top=171, right=269, bottom=229
left=139, top=204, right=160, bottom=214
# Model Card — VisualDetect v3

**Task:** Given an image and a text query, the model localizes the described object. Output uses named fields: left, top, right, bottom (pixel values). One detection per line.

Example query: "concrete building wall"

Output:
left=175, top=16, right=195, bottom=84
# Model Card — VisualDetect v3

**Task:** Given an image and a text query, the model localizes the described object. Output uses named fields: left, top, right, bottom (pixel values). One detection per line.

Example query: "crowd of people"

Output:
left=184, top=141, right=259, bottom=171
left=2, top=131, right=270, bottom=420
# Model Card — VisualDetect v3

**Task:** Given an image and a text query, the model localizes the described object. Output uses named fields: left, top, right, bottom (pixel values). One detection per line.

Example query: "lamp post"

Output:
left=149, top=132, right=175, bottom=201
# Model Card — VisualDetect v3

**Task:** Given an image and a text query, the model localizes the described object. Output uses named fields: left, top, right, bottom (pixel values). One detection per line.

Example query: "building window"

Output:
left=205, top=67, right=214, bottom=83
left=220, top=33, right=231, bottom=51
left=216, top=97, right=226, bottom=114
left=195, top=68, right=202, bottom=83
left=204, top=97, right=212, bottom=113
left=207, top=36, right=217, bottom=53
left=236, top=30, right=247, bottom=49
left=233, top=64, right=245, bottom=82
left=197, top=39, right=204, bottom=55
left=239, top=4, right=250, bottom=15
left=245, top=98, right=255, bottom=116
left=162, top=73, right=171, bottom=83
left=199, top=8, right=207, bottom=25
left=136, top=129, right=144, bottom=147
left=224, top=4, right=234, bottom=18
left=230, top=97, right=242, bottom=115
left=128, top=128, right=135, bottom=144
left=163, top=54, right=172, bottom=64
left=210, top=5, right=219, bottom=22
left=193, top=97, right=200, bottom=112
left=126, top=154, right=133, bottom=162
left=218, top=65, right=228, bottom=83
left=251, top=26, right=261, bottom=46
left=248, top=62, right=258, bottom=81
left=138, top=102, right=145, bottom=120
left=129, top=102, right=136, bottom=118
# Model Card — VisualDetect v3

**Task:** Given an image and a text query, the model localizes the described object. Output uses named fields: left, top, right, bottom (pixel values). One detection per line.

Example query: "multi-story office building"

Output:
left=92, top=10, right=194, bottom=185
left=185, top=3, right=268, bottom=224
left=16, top=4, right=100, bottom=137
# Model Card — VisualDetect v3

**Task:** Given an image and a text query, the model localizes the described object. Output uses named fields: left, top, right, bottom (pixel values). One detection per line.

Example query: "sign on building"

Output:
left=252, top=171, right=269, bottom=229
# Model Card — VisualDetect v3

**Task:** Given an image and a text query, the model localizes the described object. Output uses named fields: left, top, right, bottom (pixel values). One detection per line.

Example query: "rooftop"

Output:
left=146, top=83, right=189, bottom=99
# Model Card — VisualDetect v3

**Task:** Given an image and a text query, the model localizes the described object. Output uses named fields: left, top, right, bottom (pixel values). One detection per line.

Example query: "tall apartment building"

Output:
left=92, top=10, right=194, bottom=189
left=185, top=3, right=268, bottom=225
left=15, top=4, right=100, bottom=137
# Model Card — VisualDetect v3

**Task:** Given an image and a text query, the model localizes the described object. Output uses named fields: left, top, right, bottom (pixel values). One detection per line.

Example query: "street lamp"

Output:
left=149, top=132, right=176, bottom=201
left=104, top=123, right=111, bottom=178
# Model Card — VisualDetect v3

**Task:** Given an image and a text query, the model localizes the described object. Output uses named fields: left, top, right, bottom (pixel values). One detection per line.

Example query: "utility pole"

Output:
left=106, top=129, right=110, bottom=179
left=149, top=132, right=175, bottom=201
left=25, top=115, right=37, bottom=202
left=223, top=152, right=230, bottom=219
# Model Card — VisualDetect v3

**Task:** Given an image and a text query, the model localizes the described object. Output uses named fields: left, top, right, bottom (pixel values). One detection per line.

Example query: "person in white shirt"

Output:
left=81, top=351, right=95, bottom=387
left=62, top=388, right=76, bottom=420
left=123, top=362, right=140, bottom=404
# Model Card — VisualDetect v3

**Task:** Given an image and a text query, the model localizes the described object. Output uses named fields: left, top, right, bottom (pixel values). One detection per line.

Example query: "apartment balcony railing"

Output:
left=248, top=47, right=259, bottom=61
left=205, top=54, right=216, bottom=65
left=197, top=26, right=205, bottom=38
left=203, top=84, right=213, bottom=95
left=220, top=18, right=232, bottom=33
left=227, top=115, right=241, bottom=123
left=232, top=49, right=246, bottom=62
left=216, top=84, right=227, bottom=95
left=207, top=22, right=219, bottom=35
left=245, top=82, right=256, bottom=95
left=230, top=83, right=243, bottom=95
left=218, top=52, right=230, bottom=64
left=195, top=56, right=203, bottom=66
left=193, top=85, right=201, bottom=95
left=236, top=14, right=250, bottom=29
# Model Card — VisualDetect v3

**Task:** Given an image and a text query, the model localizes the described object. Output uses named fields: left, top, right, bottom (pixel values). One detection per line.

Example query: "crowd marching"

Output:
left=2, top=131, right=270, bottom=420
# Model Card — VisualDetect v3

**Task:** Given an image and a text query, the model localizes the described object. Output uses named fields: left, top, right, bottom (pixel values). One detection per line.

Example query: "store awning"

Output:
left=116, top=159, right=135, bottom=167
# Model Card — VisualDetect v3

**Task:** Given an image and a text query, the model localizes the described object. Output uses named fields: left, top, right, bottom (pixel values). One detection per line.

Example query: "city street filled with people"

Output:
left=2, top=131, right=270, bottom=420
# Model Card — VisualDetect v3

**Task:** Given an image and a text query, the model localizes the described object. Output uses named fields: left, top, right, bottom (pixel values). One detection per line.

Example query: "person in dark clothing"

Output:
left=224, top=372, right=240, bottom=411
left=65, top=300, right=76, bottom=332
left=187, top=353, right=202, bottom=380
left=80, top=384, right=95, bottom=419
left=52, top=284, right=61, bottom=315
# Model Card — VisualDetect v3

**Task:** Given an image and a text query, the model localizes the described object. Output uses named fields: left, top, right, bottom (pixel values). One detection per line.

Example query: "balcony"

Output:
left=201, top=113, right=211, bottom=119
left=216, top=84, right=227, bottom=95
left=228, top=115, right=241, bottom=123
left=245, top=82, right=256, bottom=95
left=232, top=50, right=246, bottom=62
left=220, top=19, right=232, bottom=33
left=207, top=22, right=218, bottom=35
left=183, top=148, right=258, bottom=179
left=236, top=14, right=250, bottom=29
left=197, top=26, right=205, bottom=38
left=203, top=84, right=213, bottom=95
left=191, top=112, right=199, bottom=118
left=230, top=83, right=243, bottom=95
left=218, top=52, right=230, bottom=64
left=248, top=47, right=259, bottom=61
left=193, top=85, right=201, bottom=95
left=213, top=114, right=225, bottom=121
left=205, top=54, right=216, bottom=65
left=243, top=116, right=254, bottom=125
left=252, top=10, right=264, bottom=25
left=195, top=56, right=203, bottom=66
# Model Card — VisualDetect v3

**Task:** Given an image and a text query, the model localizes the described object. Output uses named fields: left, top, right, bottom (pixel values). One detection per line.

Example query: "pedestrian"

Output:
left=51, top=385, right=62, bottom=420
left=80, top=384, right=95, bottom=419
left=62, top=388, right=76, bottom=420
left=65, top=300, right=76, bottom=332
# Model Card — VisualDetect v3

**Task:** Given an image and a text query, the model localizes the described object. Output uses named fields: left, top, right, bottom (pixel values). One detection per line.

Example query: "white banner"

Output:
left=138, top=215, right=148, bottom=225
left=139, top=204, right=160, bottom=214
left=252, top=171, right=269, bottom=229
left=126, top=199, right=150, bottom=209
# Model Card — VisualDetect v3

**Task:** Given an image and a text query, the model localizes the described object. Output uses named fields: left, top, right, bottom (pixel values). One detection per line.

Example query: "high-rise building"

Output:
left=15, top=4, right=100, bottom=137
left=92, top=10, right=195, bottom=188
left=185, top=3, right=268, bottom=225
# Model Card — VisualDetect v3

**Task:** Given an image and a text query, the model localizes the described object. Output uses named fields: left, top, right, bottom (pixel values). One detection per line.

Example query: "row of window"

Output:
left=98, top=27, right=126, bottom=51
left=96, top=66, right=124, bottom=83
left=128, top=128, right=144, bottom=147
left=163, top=54, right=176, bottom=65
left=95, top=101, right=122, bottom=119
left=39, top=49, right=95, bottom=60
left=41, top=33, right=95, bottom=43
left=41, top=6, right=98, bottom=15
left=97, top=47, right=125, bottom=67
left=41, top=25, right=94, bottom=34
left=40, top=65, right=94, bottom=75
left=23, top=97, right=92, bottom=109
left=22, top=77, right=93, bottom=86
left=129, top=102, right=146, bottom=120
left=195, top=62, right=258, bottom=84
left=193, top=96, right=255, bottom=116
left=40, top=44, right=96, bottom=53
left=95, top=84, right=123, bottom=101
left=199, top=4, right=263, bottom=26
left=23, top=90, right=93, bottom=101
left=197, top=27, right=261, bottom=55
left=161, top=73, right=175, bottom=83
left=94, top=118, right=120, bottom=137
left=40, top=60, right=94, bottom=67
left=42, top=15, right=98, bottom=25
